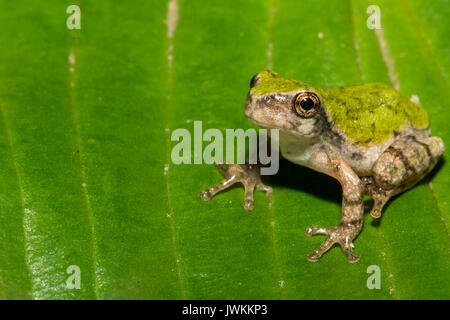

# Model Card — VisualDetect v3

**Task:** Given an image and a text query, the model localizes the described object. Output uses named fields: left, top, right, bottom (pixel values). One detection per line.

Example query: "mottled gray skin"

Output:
left=201, top=72, right=445, bottom=263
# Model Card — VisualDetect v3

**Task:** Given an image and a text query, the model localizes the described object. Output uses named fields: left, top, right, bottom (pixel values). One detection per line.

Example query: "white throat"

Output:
left=275, top=131, right=322, bottom=166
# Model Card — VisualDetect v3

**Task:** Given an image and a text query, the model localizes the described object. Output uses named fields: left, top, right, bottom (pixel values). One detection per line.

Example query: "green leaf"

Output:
left=0, top=0, right=448, bottom=299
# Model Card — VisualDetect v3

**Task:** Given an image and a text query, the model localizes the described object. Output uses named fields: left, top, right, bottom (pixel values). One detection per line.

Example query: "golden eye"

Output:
left=294, top=92, right=320, bottom=118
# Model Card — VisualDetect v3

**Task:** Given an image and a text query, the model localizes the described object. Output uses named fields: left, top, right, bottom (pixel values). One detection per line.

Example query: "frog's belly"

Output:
left=341, top=146, right=385, bottom=176
left=280, top=142, right=381, bottom=176
left=331, top=126, right=432, bottom=176
left=277, top=126, right=431, bottom=177
left=276, top=131, right=384, bottom=177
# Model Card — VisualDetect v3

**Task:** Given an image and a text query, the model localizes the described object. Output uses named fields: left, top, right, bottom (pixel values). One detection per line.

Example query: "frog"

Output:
left=200, top=70, right=445, bottom=263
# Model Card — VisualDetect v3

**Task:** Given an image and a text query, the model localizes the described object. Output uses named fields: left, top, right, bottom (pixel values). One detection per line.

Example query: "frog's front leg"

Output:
left=200, top=163, right=272, bottom=211
left=305, top=148, right=364, bottom=263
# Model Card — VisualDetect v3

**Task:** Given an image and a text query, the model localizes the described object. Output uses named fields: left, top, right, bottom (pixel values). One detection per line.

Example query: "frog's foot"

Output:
left=200, top=163, right=272, bottom=211
left=368, top=190, right=391, bottom=219
left=369, top=197, right=389, bottom=219
left=361, top=176, right=393, bottom=219
left=305, top=223, right=361, bottom=263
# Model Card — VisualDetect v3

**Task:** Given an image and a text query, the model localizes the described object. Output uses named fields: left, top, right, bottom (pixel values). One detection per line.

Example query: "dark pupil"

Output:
left=300, top=98, right=315, bottom=110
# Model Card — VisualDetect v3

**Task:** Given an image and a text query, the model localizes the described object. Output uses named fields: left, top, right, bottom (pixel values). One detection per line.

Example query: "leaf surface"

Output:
left=0, top=0, right=448, bottom=299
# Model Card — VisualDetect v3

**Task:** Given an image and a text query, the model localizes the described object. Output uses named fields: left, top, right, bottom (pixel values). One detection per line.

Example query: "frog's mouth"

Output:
left=247, top=116, right=293, bottom=135
left=246, top=117, right=270, bottom=129
left=244, top=103, right=272, bottom=129
left=245, top=106, right=290, bottom=130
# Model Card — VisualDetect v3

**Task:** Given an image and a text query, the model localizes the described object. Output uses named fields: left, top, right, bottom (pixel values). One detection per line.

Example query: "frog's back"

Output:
left=317, top=83, right=429, bottom=147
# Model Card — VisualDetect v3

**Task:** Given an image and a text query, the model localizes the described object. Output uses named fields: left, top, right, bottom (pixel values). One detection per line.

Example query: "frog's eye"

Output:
left=294, top=92, right=320, bottom=118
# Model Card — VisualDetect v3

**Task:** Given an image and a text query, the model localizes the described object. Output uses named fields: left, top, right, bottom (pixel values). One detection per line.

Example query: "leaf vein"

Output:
left=67, top=43, right=101, bottom=299
left=0, top=106, right=33, bottom=299
left=165, top=0, right=186, bottom=299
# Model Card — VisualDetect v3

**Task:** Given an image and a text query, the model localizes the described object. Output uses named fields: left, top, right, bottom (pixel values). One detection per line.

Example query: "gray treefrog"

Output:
left=201, top=70, right=444, bottom=263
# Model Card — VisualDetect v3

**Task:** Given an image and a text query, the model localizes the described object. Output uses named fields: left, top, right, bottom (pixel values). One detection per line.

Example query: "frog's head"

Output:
left=244, top=70, right=326, bottom=138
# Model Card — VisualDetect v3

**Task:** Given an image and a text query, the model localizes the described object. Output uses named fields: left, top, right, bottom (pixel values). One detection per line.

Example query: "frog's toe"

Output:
left=243, top=199, right=254, bottom=211
left=339, top=238, right=360, bottom=263
left=243, top=183, right=255, bottom=211
left=306, top=235, right=336, bottom=262
left=345, top=250, right=360, bottom=263
left=200, top=190, right=212, bottom=201
left=306, top=252, right=320, bottom=262
left=201, top=162, right=272, bottom=210
left=200, top=176, right=238, bottom=201
left=305, top=224, right=361, bottom=263
left=305, top=226, right=332, bottom=236
left=256, top=183, right=273, bottom=197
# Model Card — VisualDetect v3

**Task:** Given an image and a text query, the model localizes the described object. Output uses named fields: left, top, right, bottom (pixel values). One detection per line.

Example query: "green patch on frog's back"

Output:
left=317, top=83, right=429, bottom=147
left=251, top=70, right=311, bottom=96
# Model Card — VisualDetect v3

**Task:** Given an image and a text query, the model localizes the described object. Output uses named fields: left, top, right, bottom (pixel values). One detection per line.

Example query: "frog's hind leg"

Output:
left=367, top=135, right=445, bottom=218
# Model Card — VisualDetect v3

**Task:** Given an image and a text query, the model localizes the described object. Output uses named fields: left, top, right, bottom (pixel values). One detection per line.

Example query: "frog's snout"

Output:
left=244, top=95, right=253, bottom=118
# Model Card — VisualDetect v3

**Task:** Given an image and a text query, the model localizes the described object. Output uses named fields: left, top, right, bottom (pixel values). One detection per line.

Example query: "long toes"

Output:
left=339, top=240, right=360, bottom=263
left=347, top=252, right=360, bottom=263
left=341, top=246, right=360, bottom=263
left=243, top=199, right=254, bottom=211
left=306, top=250, right=321, bottom=262
left=306, top=236, right=336, bottom=262
left=305, top=226, right=330, bottom=236
left=264, top=186, right=273, bottom=197
left=370, top=208, right=382, bottom=219
left=243, top=183, right=255, bottom=211
left=306, top=225, right=361, bottom=263
left=200, top=190, right=212, bottom=201
left=257, top=184, right=273, bottom=196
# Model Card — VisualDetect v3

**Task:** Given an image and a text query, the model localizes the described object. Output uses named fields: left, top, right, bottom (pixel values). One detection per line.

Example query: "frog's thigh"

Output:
left=372, top=135, right=443, bottom=191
